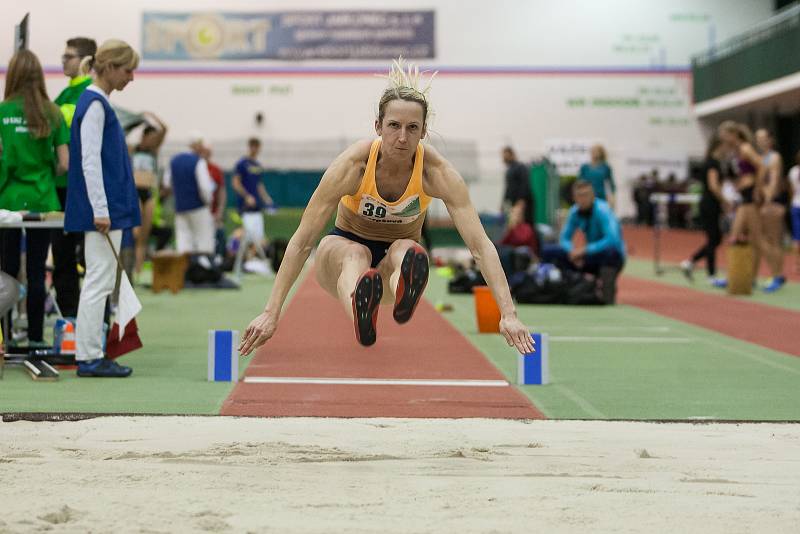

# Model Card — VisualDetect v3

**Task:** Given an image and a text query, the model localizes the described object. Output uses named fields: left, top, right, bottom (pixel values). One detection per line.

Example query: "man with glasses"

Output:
left=52, top=37, right=96, bottom=319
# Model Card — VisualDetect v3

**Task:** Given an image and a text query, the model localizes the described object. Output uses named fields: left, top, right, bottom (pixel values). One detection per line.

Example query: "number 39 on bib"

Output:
left=357, top=194, right=422, bottom=224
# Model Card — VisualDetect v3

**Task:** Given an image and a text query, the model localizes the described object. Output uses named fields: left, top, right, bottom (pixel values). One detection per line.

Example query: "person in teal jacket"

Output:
left=578, top=144, right=616, bottom=209
left=542, top=180, right=625, bottom=303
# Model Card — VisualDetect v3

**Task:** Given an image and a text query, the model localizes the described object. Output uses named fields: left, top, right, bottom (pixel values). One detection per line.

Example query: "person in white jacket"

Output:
left=162, top=134, right=216, bottom=254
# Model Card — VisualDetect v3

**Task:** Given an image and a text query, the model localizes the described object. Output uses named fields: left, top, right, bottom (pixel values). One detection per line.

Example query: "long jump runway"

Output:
left=221, top=272, right=543, bottom=419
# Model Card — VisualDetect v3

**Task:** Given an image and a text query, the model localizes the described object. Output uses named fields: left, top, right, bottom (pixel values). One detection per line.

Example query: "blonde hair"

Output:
left=719, top=120, right=753, bottom=145
left=79, top=39, right=139, bottom=76
left=377, top=57, right=437, bottom=128
left=591, top=144, right=607, bottom=162
left=4, top=50, right=60, bottom=138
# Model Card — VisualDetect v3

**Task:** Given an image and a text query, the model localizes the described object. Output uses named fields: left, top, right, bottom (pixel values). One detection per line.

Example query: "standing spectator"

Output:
left=631, top=174, right=651, bottom=225
left=131, top=113, right=168, bottom=275
left=0, top=50, right=69, bottom=345
left=788, top=150, right=800, bottom=272
left=232, top=138, right=274, bottom=255
left=578, top=144, right=616, bottom=210
left=202, top=141, right=227, bottom=258
left=681, top=136, right=727, bottom=282
left=163, top=135, right=216, bottom=254
left=52, top=37, right=96, bottom=318
left=755, top=128, right=787, bottom=292
left=714, top=121, right=783, bottom=290
left=501, top=146, right=534, bottom=226
left=541, top=180, right=626, bottom=303
left=64, top=39, right=140, bottom=377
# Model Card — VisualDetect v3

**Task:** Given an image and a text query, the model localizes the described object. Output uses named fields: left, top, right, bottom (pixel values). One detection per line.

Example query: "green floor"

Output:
left=0, top=274, right=281, bottom=415
left=2, top=260, right=799, bottom=420
left=425, top=269, right=800, bottom=421
left=624, top=257, right=800, bottom=312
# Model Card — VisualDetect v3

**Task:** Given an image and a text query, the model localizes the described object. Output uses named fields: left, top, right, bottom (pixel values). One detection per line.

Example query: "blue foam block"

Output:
left=208, top=330, right=239, bottom=382
left=517, top=333, right=549, bottom=385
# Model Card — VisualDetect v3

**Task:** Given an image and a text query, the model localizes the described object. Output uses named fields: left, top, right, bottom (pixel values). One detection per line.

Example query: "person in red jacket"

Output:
left=500, top=202, right=538, bottom=252
left=201, top=142, right=226, bottom=257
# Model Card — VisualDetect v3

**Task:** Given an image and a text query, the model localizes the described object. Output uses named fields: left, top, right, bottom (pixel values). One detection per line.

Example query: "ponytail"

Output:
left=78, top=55, right=94, bottom=76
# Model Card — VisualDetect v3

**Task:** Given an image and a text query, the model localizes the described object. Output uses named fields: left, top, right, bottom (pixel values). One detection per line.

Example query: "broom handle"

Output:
left=105, top=234, right=127, bottom=274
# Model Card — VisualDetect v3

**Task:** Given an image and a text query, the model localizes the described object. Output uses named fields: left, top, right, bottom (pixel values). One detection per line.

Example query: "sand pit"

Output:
left=1, top=417, right=799, bottom=533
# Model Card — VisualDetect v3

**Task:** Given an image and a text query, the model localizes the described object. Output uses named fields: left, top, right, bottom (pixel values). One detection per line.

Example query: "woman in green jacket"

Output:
left=0, top=49, right=69, bottom=344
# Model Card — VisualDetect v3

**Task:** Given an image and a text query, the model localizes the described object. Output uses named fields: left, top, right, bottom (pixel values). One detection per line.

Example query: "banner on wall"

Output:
left=544, top=139, right=598, bottom=177
left=142, top=11, right=435, bottom=60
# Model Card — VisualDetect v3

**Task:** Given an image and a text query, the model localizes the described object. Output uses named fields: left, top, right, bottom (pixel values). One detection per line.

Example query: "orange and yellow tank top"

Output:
left=335, top=138, right=432, bottom=242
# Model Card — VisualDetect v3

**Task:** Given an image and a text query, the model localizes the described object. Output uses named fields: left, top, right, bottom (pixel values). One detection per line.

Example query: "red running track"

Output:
left=624, top=225, right=800, bottom=282
left=619, top=275, right=800, bottom=358
left=221, top=273, right=543, bottom=419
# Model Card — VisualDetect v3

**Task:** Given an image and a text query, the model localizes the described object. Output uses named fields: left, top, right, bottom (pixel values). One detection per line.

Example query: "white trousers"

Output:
left=175, top=206, right=215, bottom=254
left=242, top=212, right=265, bottom=245
left=76, top=230, right=121, bottom=362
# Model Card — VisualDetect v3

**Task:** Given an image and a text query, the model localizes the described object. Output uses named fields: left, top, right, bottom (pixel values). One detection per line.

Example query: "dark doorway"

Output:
left=776, top=112, right=800, bottom=167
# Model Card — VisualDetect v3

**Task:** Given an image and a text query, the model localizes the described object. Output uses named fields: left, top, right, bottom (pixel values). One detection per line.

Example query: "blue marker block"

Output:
left=208, top=330, right=239, bottom=382
left=517, top=333, right=549, bottom=385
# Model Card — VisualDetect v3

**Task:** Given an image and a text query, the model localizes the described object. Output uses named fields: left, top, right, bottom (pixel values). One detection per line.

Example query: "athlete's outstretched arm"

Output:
left=424, top=148, right=534, bottom=354
left=239, top=141, right=370, bottom=355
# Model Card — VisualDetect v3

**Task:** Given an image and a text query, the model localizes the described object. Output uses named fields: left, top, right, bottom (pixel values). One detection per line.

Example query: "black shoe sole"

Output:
left=393, top=246, right=429, bottom=324
left=352, top=270, right=383, bottom=346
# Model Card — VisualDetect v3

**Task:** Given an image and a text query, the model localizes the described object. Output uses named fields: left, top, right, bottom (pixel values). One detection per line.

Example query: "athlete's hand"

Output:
left=239, top=310, right=278, bottom=356
left=499, top=314, right=534, bottom=354
left=245, top=195, right=257, bottom=208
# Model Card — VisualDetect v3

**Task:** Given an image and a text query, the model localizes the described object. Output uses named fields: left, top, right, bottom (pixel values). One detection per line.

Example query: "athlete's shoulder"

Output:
left=341, top=138, right=374, bottom=163
left=422, top=143, right=450, bottom=178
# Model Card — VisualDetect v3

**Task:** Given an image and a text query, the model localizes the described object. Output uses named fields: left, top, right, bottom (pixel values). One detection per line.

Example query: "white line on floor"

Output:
left=532, top=326, right=672, bottom=333
left=551, top=381, right=607, bottom=419
left=243, top=377, right=510, bottom=387
left=550, top=336, right=692, bottom=343
left=697, top=338, right=800, bottom=377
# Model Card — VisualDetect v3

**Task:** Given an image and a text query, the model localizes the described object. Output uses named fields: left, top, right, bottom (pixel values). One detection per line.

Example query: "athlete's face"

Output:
left=375, top=100, right=426, bottom=157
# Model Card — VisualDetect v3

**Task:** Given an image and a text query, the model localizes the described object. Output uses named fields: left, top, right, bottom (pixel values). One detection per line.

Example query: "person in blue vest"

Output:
left=541, top=180, right=626, bottom=303
left=64, top=40, right=141, bottom=378
left=162, top=134, right=216, bottom=254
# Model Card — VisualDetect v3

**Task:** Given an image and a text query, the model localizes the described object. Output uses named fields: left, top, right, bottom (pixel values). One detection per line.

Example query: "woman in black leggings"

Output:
left=682, top=136, right=727, bottom=281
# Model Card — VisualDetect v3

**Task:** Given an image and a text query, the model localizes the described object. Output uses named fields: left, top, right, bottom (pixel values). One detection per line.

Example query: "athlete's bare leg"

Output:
left=315, top=235, right=372, bottom=319
left=316, top=235, right=383, bottom=346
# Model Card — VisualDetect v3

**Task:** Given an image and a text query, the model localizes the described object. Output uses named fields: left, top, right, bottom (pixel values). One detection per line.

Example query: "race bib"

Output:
left=358, top=194, right=422, bottom=224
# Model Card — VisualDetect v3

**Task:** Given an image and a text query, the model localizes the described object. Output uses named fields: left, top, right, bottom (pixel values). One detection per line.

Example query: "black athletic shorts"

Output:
left=137, top=187, right=153, bottom=204
left=328, top=226, right=392, bottom=268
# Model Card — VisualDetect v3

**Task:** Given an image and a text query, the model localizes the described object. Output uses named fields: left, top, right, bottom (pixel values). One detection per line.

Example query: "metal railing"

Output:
left=691, top=2, right=800, bottom=103
left=692, top=3, right=800, bottom=67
